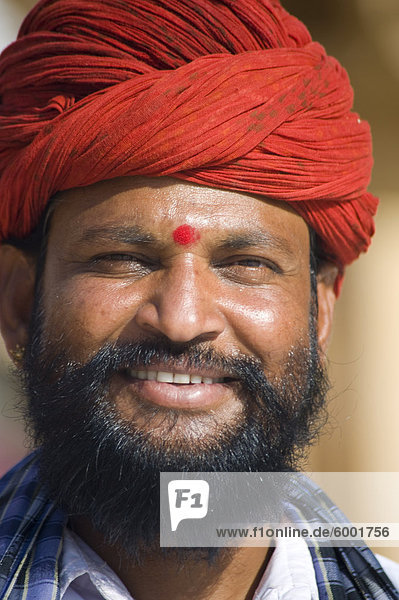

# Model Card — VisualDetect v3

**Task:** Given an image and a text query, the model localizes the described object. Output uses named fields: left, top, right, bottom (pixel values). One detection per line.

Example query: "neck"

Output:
left=71, top=517, right=273, bottom=600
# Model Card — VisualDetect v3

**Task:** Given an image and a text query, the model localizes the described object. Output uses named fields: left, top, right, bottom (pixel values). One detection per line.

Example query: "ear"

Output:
left=0, top=245, right=36, bottom=361
left=316, top=262, right=339, bottom=355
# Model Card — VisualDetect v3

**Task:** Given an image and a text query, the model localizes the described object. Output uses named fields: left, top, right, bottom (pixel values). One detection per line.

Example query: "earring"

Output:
left=10, top=344, right=25, bottom=366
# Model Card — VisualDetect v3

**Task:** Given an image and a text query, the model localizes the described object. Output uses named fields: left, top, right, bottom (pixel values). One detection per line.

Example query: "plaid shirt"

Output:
left=0, top=453, right=398, bottom=600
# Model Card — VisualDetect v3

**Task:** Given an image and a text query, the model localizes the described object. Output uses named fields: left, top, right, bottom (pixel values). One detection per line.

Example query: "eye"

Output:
left=88, top=253, right=158, bottom=276
left=231, top=258, right=270, bottom=268
left=223, top=256, right=281, bottom=270
left=215, top=255, right=282, bottom=285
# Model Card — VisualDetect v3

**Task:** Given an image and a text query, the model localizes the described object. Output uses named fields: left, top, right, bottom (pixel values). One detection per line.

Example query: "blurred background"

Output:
left=0, top=0, right=398, bottom=559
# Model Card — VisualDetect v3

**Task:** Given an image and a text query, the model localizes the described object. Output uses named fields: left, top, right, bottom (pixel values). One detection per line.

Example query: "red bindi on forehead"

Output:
left=172, top=224, right=201, bottom=246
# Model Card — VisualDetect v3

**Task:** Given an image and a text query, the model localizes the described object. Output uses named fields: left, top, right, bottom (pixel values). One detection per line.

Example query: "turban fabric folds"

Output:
left=0, top=0, right=378, bottom=294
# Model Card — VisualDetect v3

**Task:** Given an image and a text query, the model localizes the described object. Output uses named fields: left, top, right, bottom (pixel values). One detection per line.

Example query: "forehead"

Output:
left=48, top=175, right=310, bottom=252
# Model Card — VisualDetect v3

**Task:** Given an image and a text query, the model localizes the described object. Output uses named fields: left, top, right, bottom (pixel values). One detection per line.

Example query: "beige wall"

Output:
left=310, top=193, right=399, bottom=473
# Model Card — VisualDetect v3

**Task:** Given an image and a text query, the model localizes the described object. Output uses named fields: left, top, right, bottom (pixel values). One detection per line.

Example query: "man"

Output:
left=0, top=0, right=397, bottom=598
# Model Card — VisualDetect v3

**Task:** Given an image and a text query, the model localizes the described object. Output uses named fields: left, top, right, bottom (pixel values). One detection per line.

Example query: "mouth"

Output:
left=127, top=368, right=235, bottom=385
left=120, top=367, right=238, bottom=410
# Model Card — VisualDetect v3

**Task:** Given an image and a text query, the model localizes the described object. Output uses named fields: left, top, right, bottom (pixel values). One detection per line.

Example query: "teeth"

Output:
left=174, top=373, right=190, bottom=384
left=157, top=371, right=174, bottom=383
left=127, top=369, right=224, bottom=384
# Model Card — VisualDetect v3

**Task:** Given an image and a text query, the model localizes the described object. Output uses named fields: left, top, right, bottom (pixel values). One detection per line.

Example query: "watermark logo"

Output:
left=161, top=472, right=399, bottom=547
left=168, top=480, right=209, bottom=531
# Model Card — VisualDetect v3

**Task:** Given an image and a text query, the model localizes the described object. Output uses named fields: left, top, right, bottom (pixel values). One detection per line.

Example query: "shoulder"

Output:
left=0, top=453, right=39, bottom=502
left=376, top=553, right=399, bottom=591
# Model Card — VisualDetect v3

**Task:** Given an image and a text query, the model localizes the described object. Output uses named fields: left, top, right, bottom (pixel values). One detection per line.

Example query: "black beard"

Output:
left=19, top=305, right=329, bottom=564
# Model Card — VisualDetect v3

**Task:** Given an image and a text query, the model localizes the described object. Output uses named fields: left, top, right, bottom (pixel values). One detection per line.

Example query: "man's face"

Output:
left=36, top=176, right=314, bottom=436
left=11, top=176, right=332, bottom=558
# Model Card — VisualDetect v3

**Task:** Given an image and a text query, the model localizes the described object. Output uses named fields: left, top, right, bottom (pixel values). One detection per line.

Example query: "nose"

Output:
left=134, top=256, right=225, bottom=343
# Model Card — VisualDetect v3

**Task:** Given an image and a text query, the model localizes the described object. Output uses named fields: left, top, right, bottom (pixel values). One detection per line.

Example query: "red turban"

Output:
left=0, top=0, right=377, bottom=294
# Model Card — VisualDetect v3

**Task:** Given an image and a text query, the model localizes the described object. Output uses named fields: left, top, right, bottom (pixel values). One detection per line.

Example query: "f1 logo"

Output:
left=168, top=480, right=210, bottom=531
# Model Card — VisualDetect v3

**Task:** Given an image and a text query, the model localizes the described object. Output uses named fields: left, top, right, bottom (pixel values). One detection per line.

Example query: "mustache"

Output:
left=24, top=337, right=285, bottom=411
left=38, top=339, right=266, bottom=383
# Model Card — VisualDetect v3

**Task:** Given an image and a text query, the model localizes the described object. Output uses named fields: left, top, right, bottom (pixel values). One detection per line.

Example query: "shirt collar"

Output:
left=60, top=528, right=318, bottom=600
left=60, top=528, right=132, bottom=599
left=253, top=536, right=319, bottom=599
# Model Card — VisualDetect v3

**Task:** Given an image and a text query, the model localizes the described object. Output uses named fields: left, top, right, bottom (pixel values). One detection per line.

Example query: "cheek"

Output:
left=222, top=287, right=311, bottom=365
left=41, top=278, right=142, bottom=360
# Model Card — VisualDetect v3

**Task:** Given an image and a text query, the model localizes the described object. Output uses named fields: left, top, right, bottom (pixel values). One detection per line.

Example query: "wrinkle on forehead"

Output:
left=47, top=175, right=310, bottom=264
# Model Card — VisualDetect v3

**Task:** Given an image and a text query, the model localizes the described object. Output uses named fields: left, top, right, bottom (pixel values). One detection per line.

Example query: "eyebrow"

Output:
left=76, top=224, right=296, bottom=257
left=76, top=225, right=156, bottom=246
left=219, top=231, right=295, bottom=256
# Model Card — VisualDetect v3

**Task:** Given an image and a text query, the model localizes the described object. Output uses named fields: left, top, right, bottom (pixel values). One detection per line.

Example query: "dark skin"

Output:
left=0, top=176, right=337, bottom=600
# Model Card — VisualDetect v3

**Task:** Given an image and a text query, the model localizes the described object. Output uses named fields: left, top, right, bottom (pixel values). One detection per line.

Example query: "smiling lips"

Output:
left=123, top=367, right=235, bottom=409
